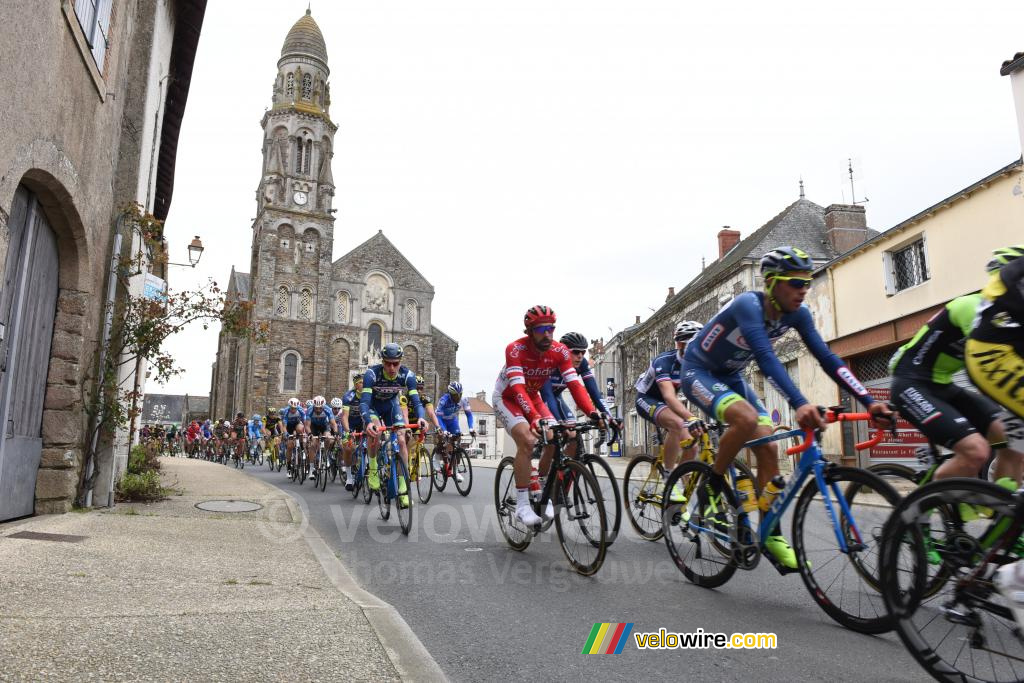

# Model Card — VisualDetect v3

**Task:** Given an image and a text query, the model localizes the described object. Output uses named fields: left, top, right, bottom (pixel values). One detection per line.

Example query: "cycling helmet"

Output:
left=352, top=372, right=364, bottom=383
left=523, top=305, right=556, bottom=329
left=305, top=399, right=314, bottom=409
left=222, top=420, right=231, bottom=428
left=559, top=332, right=588, bottom=351
left=381, top=342, right=403, bottom=360
left=288, top=398, right=300, bottom=408
left=986, top=244, right=1024, bottom=273
left=312, top=396, right=326, bottom=408
left=674, top=320, right=703, bottom=342
left=447, top=381, right=463, bottom=396
left=760, top=246, right=814, bottom=275
left=330, top=397, right=343, bottom=409
left=251, top=414, right=260, bottom=422
left=416, top=375, right=425, bottom=388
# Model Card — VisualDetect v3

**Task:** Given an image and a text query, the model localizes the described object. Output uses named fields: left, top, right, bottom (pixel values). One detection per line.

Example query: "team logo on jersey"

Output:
left=725, top=328, right=750, bottom=351
left=837, top=367, right=868, bottom=396
left=690, top=380, right=714, bottom=405
left=711, top=383, right=729, bottom=392
left=700, top=324, right=726, bottom=352
left=509, top=343, right=524, bottom=359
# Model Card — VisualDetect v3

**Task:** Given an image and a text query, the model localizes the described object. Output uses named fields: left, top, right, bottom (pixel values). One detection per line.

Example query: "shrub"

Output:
left=116, top=470, right=167, bottom=502
left=127, top=444, right=161, bottom=475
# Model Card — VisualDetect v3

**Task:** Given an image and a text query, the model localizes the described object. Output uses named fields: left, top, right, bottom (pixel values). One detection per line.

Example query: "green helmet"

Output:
left=986, top=244, right=1024, bottom=273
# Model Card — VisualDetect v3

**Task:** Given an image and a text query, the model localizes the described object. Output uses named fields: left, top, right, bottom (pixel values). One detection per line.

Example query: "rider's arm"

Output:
left=462, top=399, right=474, bottom=430
left=539, top=380, right=560, bottom=420
left=658, top=379, right=695, bottom=421
left=578, top=358, right=612, bottom=417
left=556, top=347, right=597, bottom=415
left=360, top=370, right=378, bottom=423
left=792, top=306, right=874, bottom=408
left=426, top=404, right=441, bottom=431
left=503, top=343, right=543, bottom=425
left=405, top=373, right=425, bottom=421
left=341, top=405, right=351, bottom=432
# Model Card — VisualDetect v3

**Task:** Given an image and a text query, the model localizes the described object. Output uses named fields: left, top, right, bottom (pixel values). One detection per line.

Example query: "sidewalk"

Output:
left=0, top=457, right=445, bottom=682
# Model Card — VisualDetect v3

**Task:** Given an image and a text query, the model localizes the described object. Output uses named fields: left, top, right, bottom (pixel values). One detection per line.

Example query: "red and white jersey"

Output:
left=496, top=336, right=596, bottom=421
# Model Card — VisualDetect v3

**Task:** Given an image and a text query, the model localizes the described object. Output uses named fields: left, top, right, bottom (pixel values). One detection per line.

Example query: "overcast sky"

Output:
left=158, top=0, right=1024, bottom=402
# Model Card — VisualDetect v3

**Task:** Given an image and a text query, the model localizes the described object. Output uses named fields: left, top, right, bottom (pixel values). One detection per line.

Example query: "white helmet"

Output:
left=674, top=320, right=703, bottom=342
left=330, top=397, right=343, bottom=409
left=312, top=396, right=326, bottom=408
left=288, top=398, right=300, bottom=408
left=222, top=420, right=231, bottom=428
left=305, top=399, right=314, bottom=408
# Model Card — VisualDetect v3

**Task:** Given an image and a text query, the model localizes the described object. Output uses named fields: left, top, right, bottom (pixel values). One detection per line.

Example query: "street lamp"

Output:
left=167, top=235, right=205, bottom=268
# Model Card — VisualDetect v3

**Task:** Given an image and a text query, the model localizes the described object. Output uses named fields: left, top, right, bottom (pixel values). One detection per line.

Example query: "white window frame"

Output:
left=478, top=418, right=488, bottom=436
left=73, top=0, right=113, bottom=72
left=883, top=233, right=930, bottom=295
left=630, top=411, right=640, bottom=447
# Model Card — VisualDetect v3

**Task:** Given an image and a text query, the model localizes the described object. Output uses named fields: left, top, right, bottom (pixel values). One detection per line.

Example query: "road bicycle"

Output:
left=347, top=432, right=373, bottom=505
left=431, top=431, right=473, bottom=496
left=494, top=421, right=608, bottom=576
left=879, top=477, right=1023, bottom=682
left=662, top=407, right=901, bottom=634
left=369, top=425, right=414, bottom=535
left=408, top=428, right=433, bottom=504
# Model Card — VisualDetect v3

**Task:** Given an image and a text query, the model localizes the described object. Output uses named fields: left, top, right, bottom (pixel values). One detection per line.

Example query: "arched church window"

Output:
left=304, top=139, right=312, bottom=175
left=295, top=139, right=304, bottom=174
left=283, top=352, right=299, bottom=392
left=299, top=288, right=313, bottom=321
left=302, top=73, right=312, bottom=100
left=276, top=286, right=290, bottom=317
left=286, top=72, right=295, bottom=98
left=403, top=299, right=417, bottom=330
left=336, top=291, right=349, bottom=323
left=367, top=323, right=383, bottom=353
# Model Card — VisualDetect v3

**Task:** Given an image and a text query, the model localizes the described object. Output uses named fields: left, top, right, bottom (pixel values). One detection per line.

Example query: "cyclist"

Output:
left=633, top=321, right=704, bottom=501
left=433, top=381, right=474, bottom=483
left=304, top=395, right=339, bottom=478
left=680, top=246, right=893, bottom=569
left=341, top=373, right=365, bottom=491
left=212, top=420, right=231, bottom=459
left=279, top=397, right=306, bottom=471
left=889, top=256, right=1022, bottom=485
left=246, top=414, right=265, bottom=461
left=264, top=409, right=281, bottom=463
left=361, top=343, right=428, bottom=507
left=231, top=411, right=247, bottom=457
left=185, top=420, right=201, bottom=457
left=200, top=419, right=213, bottom=457
left=540, top=332, right=617, bottom=456
left=493, top=305, right=601, bottom=526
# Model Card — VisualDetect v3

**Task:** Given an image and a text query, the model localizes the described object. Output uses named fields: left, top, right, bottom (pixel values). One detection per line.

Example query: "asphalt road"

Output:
left=246, top=459, right=928, bottom=682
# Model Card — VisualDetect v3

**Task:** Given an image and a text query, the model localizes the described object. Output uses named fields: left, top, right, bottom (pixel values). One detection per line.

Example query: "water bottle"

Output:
left=734, top=471, right=758, bottom=513
left=758, top=475, right=786, bottom=513
left=529, top=467, right=542, bottom=502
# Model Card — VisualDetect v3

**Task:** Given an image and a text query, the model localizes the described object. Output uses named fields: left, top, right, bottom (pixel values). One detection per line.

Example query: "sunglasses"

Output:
left=772, top=275, right=812, bottom=290
left=532, top=325, right=556, bottom=334
left=382, top=360, right=401, bottom=366
left=571, top=349, right=586, bottom=356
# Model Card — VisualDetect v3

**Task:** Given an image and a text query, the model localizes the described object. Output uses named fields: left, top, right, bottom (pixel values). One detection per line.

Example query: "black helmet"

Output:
left=760, top=246, right=813, bottom=275
left=559, top=332, right=588, bottom=351
left=380, top=343, right=403, bottom=360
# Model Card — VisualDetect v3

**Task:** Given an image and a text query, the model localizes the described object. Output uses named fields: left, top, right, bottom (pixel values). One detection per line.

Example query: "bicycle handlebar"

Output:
left=784, top=409, right=886, bottom=456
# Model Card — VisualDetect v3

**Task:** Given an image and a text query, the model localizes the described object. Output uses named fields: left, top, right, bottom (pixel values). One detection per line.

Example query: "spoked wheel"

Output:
left=582, top=454, right=621, bottom=546
left=432, top=445, right=448, bottom=492
left=792, top=466, right=900, bottom=634
left=415, top=449, right=433, bottom=504
left=395, top=457, right=413, bottom=536
left=494, top=456, right=531, bottom=551
left=623, top=454, right=664, bottom=541
left=553, top=460, right=608, bottom=576
left=318, top=455, right=328, bottom=492
left=360, top=453, right=372, bottom=504
left=376, top=455, right=391, bottom=521
left=662, top=460, right=738, bottom=588
left=453, top=448, right=473, bottom=496
left=880, top=478, right=1023, bottom=683
left=329, top=451, right=338, bottom=483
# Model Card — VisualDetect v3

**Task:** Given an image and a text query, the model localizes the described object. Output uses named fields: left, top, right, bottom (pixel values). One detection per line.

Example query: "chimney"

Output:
left=1001, top=51, right=1024, bottom=159
left=823, top=204, right=869, bottom=255
left=666, top=286, right=675, bottom=302
left=476, top=391, right=486, bottom=402
left=717, top=227, right=741, bottom=259
left=635, top=315, right=641, bottom=324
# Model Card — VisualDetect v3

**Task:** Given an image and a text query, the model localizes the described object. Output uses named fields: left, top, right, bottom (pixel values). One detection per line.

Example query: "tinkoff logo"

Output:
left=582, top=623, right=634, bottom=654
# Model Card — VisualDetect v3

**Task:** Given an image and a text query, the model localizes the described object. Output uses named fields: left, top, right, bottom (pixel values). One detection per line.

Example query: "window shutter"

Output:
left=91, top=0, right=113, bottom=71
left=882, top=251, right=896, bottom=296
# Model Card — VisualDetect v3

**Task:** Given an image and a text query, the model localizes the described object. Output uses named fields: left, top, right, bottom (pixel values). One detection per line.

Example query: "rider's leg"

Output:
left=935, top=433, right=993, bottom=479
left=988, top=419, right=1024, bottom=484
left=712, top=400, right=762, bottom=477
left=655, top=408, right=691, bottom=472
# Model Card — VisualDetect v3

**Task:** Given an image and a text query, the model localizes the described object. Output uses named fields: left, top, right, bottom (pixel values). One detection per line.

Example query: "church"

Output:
left=210, top=10, right=459, bottom=419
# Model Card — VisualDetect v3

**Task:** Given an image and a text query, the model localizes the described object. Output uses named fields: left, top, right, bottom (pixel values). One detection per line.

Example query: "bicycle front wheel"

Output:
left=377, top=454, right=391, bottom=521
left=623, top=454, right=663, bottom=541
left=880, top=478, right=1023, bottom=683
left=662, top=461, right=738, bottom=588
left=453, top=448, right=473, bottom=496
left=494, top=456, right=531, bottom=551
left=792, top=466, right=899, bottom=634
left=553, top=460, right=607, bottom=576
left=432, top=444, right=448, bottom=492
left=583, top=454, right=621, bottom=546
left=396, top=456, right=413, bottom=536
left=415, top=449, right=433, bottom=504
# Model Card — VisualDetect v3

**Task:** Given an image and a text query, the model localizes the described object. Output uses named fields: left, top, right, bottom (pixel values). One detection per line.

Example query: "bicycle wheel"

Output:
left=623, top=454, right=663, bottom=541
left=453, top=448, right=473, bottom=496
left=879, top=478, right=1022, bottom=682
left=662, top=460, right=738, bottom=588
left=553, top=460, right=607, bottom=575
left=319, top=454, right=328, bottom=492
left=377, top=454, right=391, bottom=521
left=395, top=456, right=413, bottom=536
left=297, top=450, right=306, bottom=485
left=415, top=448, right=433, bottom=504
left=791, top=466, right=900, bottom=634
left=432, top=445, right=448, bottom=492
left=494, top=456, right=531, bottom=551
left=583, top=454, right=621, bottom=546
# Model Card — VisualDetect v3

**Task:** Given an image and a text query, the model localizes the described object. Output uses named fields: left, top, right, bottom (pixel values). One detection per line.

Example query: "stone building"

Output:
left=210, top=11, right=458, bottom=419
left=0, top=0, right=206, bottom=518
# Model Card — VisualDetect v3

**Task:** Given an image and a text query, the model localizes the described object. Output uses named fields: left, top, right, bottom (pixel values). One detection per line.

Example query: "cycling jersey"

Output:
left=541, top=356, right=609, bottom=421
left=635, top=350, right=684, bottom=401
left=361, top=364, right=424, bottom=422
left=265, top=413, right=280, bottom=432
left=246, top=419, right=263, bottom=439
left=201, top=422, right=212, bottom=439
left=306, top=406, right=335, bottom=427
left=231, top=416, right=247, bottom=436
left=494, top=337, right=596, bottom=428
left=342, top=389, right=363, bottom=428
left=890, top=294, right=979, bottom=384
left=683, top=291, right=873, bottom=411
left=436, top=393, right=474, bottom=429
left=968, top=257, right=1024, bottom=418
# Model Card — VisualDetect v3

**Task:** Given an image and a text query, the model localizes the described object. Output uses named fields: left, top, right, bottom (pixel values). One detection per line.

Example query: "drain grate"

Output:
left=6, top=531, right=87, bottom=543
left=195, top=500, right=263, bottom=513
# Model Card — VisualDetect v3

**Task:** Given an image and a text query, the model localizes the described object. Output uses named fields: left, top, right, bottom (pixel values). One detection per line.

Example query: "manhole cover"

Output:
left=195, top=500, right=263, bottom=513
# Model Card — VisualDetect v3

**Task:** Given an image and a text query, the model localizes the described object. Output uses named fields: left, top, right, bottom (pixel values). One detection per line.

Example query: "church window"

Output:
left=336, top=291, right=349, bottom=323
left=286, top=72, right=295, bottom=98
left=304, top=139, right=312, bottom=175
left=302, top=73, right=312, bottom=100
left=295, top=139, right=304, bottom=174
left=283, top=352, right=299, bottom=392
left=367, top=323, right=383, bottom=352
left=299, top=288, right=313, bottom=321
left=403, top=299, right=417, bottom=330
left=276, top=286, right=290, bottom=317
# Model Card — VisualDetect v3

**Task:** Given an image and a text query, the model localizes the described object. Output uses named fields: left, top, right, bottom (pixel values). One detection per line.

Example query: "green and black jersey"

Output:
left=973, top=257, right=1024, bottom=353
left=889, top=294, right=980, bottom=384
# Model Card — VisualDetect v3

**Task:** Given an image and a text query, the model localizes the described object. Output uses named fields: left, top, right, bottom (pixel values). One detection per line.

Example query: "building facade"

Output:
left=210, top=11, right=458, bottom=419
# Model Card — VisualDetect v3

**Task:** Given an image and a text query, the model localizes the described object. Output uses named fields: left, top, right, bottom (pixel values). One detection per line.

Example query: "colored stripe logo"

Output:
left=582, top=623, right=634, bottom=654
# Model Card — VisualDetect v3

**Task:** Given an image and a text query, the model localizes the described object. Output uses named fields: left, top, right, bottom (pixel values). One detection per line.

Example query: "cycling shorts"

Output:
left=371, top=398, right=405, bottom=428
left=309, top=422, right=330, bottom=437
left=284, top=421, right=301, bottom=436
left=966, top=340, right=1024, bottom=420
left=635, top=395, right=666, bottom=424
left=347, top=418, right=364, bottom=434
left=492, top=385, right=548, bottom=430
left=680, top=365, right=772, bottom=426
left=891, top=377, right=1002, bottom=449
left=439, top=416, right=463, bottom=434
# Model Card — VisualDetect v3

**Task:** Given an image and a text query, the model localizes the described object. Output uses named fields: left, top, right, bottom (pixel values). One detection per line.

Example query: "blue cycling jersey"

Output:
left=279, top=406, right=306, bottom=426
left=361, top=364, right=424, bottom=421
left=246, top=420, right=262, bottom=439
left=342, top=390, right=363, bottom=425
left=634, top=350, right=684, bottom=403
left=542, top=357, right=610, bottom=417
left=435, top=393, right=474, bottom=429
left=683, top=291, right=872, bottom=410
left=305, top=406, right=335, bottom=426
